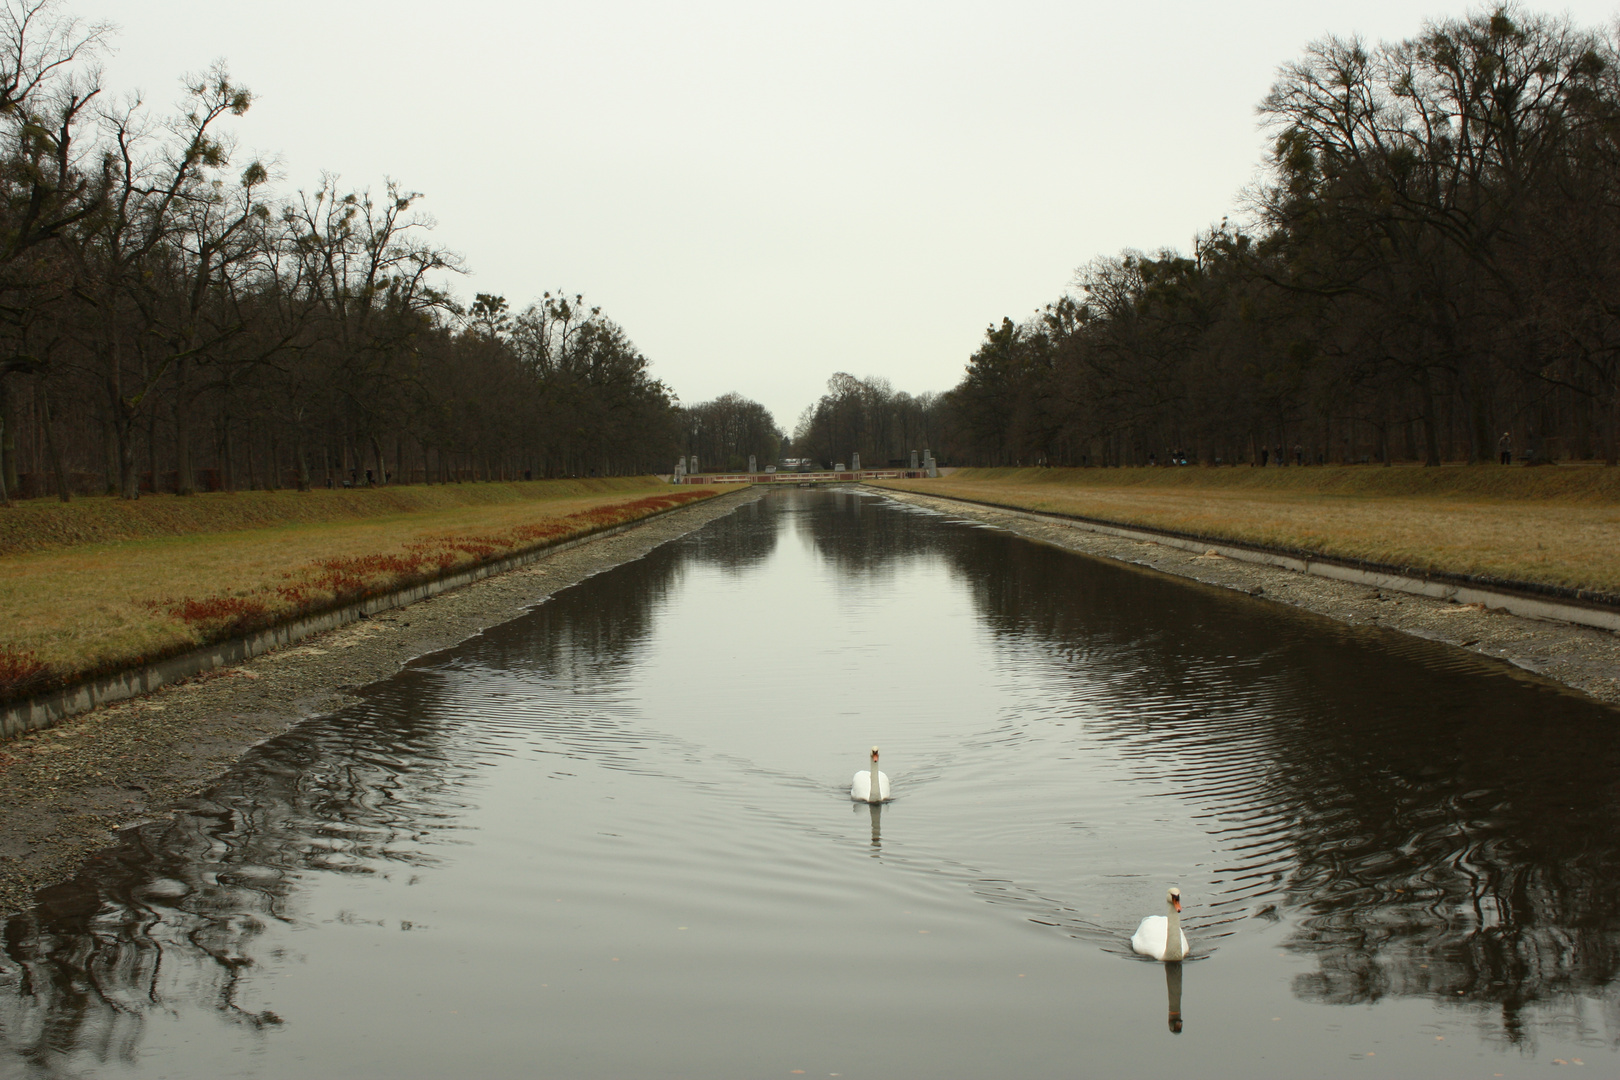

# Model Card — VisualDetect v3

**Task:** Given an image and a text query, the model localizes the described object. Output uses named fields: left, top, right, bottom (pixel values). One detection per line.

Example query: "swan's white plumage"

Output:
left=1131, top=888, right=1189, bottom=961
left=1130, top=916, right=1189, bottom=961
left=851, top=768, right=890, bottom=802
left=851, top=746, right=891, bottom=802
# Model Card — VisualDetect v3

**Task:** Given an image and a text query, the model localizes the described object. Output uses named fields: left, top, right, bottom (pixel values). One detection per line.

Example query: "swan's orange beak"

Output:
left=1173, top=898, right=1182, bottom=913
left=871, top=750, right=879, bottom=762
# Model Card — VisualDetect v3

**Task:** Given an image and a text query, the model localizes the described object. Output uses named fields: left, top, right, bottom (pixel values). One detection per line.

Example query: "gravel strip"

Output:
left=878, top=487, right=1620, bottom=710
left=0, top=488, right=760, bottom=917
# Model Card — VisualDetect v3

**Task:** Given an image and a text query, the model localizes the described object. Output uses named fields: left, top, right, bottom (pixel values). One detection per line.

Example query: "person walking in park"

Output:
left=1499, top=431, right=1512, bottom=465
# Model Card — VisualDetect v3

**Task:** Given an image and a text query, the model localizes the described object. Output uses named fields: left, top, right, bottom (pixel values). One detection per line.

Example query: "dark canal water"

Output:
left=4, top=489, right=1620, bottom=1079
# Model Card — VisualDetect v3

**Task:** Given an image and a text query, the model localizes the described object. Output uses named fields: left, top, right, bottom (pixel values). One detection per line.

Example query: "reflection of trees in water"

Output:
left=799, top=491, right=949, bottom=576
left=932, top=514, right=1620, bottom=1033
left=0, top=497, right=769, bottom=1073
left=460, top=495, right=776, bottom=686
left=0, top=699, right=471, bottom=1073
left=456, top=504, right=764, bottom=681
left=681, top=494, right=780, bottom=571
left=462, top=547, right=683, bottom=684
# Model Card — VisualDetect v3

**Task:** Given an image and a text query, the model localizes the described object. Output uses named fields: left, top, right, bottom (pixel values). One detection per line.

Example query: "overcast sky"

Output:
left=86, top=1, right=1620, bottom=432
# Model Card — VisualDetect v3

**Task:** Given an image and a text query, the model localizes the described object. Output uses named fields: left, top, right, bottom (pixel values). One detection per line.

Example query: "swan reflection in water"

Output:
left=855, top=800, right=882, bottom=852
left=1165, top=961, right=1184, bottom=1034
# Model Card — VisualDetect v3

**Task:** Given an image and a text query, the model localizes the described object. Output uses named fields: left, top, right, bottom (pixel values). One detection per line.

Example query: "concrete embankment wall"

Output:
left=882, top=486, right=1620, bottom=633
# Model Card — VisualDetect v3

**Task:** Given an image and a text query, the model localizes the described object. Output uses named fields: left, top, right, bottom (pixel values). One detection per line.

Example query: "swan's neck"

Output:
left=869, top=761, right=881, bottom=802
left=1165, top=961, right=1183, bottom=1033
left=1165, top=901, right=1184, bottom=961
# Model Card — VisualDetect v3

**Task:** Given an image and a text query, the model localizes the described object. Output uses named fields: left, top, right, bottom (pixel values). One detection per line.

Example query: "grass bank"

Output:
left=0, top=476, right=677, bottom=557
left=876, top=465, right=1620, bottom=596
left=0, top=478, right=731, bottom=701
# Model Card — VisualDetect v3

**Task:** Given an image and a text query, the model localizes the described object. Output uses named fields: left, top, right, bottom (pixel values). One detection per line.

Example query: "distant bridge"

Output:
left=678, top=469, right=932, bottom=485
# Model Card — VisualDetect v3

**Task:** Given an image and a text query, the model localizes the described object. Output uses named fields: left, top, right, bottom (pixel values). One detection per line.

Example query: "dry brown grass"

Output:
left=0, top=476, right=678, bottom=557
left=876, top=465, right=1620, bottom=595
left=0, top=483, right=732, bottom=698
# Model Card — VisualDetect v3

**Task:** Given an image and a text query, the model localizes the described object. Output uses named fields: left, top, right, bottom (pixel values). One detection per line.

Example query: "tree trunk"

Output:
left=174, top=356, right=196, bottom=495
left=1607, top=392, right=1618, bottom=467
left=101, top=417, right=117, bottom=494
left=0, top=413, right=10, bottom=506
left=246, top=420, right=259, bottom=490
left=117, top=420, right=138, bottom=497
left=370, top=434, right=387, bottom=485
left=103, top=326, right=142, bottom=499
left=1418, top=371, right=1442, bottom=467
left=120, top=428, right=138, bottom=497
left=220, top=415, right=235, bottom=491
left=147, top=408, right=159, bottom=493
left=294, top=430, right=311, bottom=491
left=0, top=377, right=17, bottom=498
left=1465, top=375, right=1490, bottom=465
left=38, top=378, right=69, bottom=502
left=113, top=394, right=139, bottom=500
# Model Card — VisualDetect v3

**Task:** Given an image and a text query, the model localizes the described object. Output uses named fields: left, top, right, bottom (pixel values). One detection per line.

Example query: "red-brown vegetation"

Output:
left=166, top=597, right=273, bottom=634
left=0, top=647, right=50, bottom=696
left=153, top=489, right=713, bottom=645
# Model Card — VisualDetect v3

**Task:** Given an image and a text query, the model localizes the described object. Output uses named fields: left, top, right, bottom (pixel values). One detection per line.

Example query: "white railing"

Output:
left=679, top=470, right=932, bottom=484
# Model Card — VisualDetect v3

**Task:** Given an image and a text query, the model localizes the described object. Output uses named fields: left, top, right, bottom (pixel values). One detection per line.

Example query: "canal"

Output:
left=3, top=489, right=1618, bottom=1078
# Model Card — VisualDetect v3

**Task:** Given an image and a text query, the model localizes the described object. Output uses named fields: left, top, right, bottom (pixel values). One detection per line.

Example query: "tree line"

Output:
left=791, top=373, right=947, bottom=469
left=938, top=5, right=1620, bottom=468
left=679, top=392, right=783, bottom=473
left=0, top=1, right=780, bottom=503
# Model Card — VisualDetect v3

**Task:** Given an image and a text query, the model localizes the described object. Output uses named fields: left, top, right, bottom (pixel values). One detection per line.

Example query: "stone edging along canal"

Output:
left=873, top=485, right=1620, bottom=632
left=1, top=490, right=734, bottom=742
left=870, top=485, right=1620, bottom=712
left=0, top=488, right=763, bottom=917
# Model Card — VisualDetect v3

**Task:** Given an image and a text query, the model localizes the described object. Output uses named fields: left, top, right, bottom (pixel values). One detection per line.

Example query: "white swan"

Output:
left=851, top=746, right=891, bottom=803
left=1131, top=887, right=1189, bottom=961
